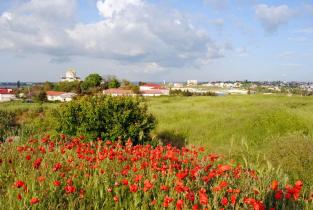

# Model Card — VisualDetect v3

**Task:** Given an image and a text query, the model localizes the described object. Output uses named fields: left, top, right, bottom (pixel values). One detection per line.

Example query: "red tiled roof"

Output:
left=0, top=88, right=13, bottom=94
left=46, top=91, right=65, bottom=96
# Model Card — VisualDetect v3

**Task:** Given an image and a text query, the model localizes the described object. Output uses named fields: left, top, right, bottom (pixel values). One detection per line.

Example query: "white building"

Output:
left=139, top=83, right=162, bottom=91
left=47, top=91, right=77, bottom=102
left=139, top=83, right=169, bottom=96
left=173, top=83, right=184, bottom=88
left=187, top=80, right=198, bottom=86
left=0, top=88, right=16, bottom=102
left=141, top=89, right=170, bottom=97
left=61, top=69, right=80, bottom=82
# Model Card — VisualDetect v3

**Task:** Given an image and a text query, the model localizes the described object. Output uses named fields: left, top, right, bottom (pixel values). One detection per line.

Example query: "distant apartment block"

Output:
left=187, top=80, right=198, bottom=86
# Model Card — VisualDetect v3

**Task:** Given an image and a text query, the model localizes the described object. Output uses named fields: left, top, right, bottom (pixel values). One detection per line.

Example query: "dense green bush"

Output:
left=55, top=96, right=156, bottom=144
left=0, top=110, right=17, bottom=141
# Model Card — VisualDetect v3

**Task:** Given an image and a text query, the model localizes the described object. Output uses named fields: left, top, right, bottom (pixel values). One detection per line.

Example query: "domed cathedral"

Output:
left=61, top=68, right=81, bottom=82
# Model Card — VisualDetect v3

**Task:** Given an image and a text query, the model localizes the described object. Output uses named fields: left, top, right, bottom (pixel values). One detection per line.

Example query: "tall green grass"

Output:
left=147, top=95, right=313, bottom=185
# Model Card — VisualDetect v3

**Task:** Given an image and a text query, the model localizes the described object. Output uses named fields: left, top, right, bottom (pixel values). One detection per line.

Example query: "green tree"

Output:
left=55, top=95, right=156, bottom=144
left=55, top=81, right=81, bottom=93
left=108, top=78, right=121, bottom=89
left=81, top=74, right=102, bottom=91
left=17, top=81, right=21, bottom=89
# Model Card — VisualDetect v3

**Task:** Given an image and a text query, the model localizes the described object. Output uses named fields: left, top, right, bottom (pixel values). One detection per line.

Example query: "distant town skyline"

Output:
left=1, top=0, right=313, bottom=82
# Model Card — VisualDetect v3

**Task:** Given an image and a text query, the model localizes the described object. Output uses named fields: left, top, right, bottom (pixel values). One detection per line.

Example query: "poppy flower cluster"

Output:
left=0, top=134, right=312, bottom=209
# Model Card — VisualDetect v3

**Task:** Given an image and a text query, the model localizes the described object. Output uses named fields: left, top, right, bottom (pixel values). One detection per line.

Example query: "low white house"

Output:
left=141, top=89, right=170, bottom=97
left=46, top=91, right=77, bottom=102
left=139, top=83, right=169, bottom=96
left=0, top=88, right=16, bottom=102
left=139, top=83, right=161, bottom=91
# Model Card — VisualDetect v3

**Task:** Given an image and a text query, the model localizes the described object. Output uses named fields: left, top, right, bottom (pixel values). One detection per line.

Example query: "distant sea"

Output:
left=0, top=82, right=41, bottom=88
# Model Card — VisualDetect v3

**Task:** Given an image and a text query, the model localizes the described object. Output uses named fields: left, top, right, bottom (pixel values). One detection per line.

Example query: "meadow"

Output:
left=1, top=95, right=313, bottom=209
left=149, top=95, right=313, bottom=185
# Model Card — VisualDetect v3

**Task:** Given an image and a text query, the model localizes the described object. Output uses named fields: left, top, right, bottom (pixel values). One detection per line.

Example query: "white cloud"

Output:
left=255, top=4, right=295, bottom=33
left=96, top=0, right=143, bottom=18
left=0, top=0, right=76, bottom=56
left=0, top=0, right=225, bottom=70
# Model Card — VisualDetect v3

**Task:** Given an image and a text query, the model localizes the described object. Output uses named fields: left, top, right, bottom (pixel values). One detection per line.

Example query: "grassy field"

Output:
left=147, top=95, right=313, bottom=184
left=1, top=95, right=313, bottom=185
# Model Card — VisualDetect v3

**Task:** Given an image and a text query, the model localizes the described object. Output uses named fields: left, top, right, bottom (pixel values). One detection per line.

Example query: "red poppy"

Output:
left=271, top=180, right=279, bottom=191
left=121, top=179, right=129, bottom=186
left=221, top=197, right=228, bottom=206
left=15, top=180, right=25, bottom=188
left=129, top=184, right=138, bottom=193
left=161, top=185, right=169, bottom=191
left=163, top=196, right=173, bottom=207
left=231, top=195, right=237, bottom=205
left=53, top=163, right=62, bottom=172
left=30, top=197, right=40, bottom=205
left=33, top=158, right=43, bottom=169
left=64, top=185, right=76, bottom=194
left=143, top=180, right=153, bottom=192
left=176, top=199, right=184, bottom=210
left=176, top=170, right=188, bottom=180
left=199, top=188, right=208, bottom=206
left=186, top=191, right=195, bottom=202
left=192, top=204, right=199, bottom=210
left=53, top=180, right=61, bottom=187
left=274, top=190, right=283, bottom=200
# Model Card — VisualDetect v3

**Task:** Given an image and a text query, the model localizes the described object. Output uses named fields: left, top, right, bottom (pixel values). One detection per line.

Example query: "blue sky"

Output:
left=0, top=0, right=313, bottom=82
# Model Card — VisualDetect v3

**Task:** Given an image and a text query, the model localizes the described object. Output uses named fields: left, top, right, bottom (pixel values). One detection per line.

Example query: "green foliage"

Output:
left=108, top=78, right=121, bottom=89
left=54, top=81, right=81, bottom=93
left=170, top=89, right=217, bottom=96
left=0, top=110, right=17, bottom=141
left=81, top=73, right=102, bottom=92
left=33, top=90, right=47, bottom=103
left=55, top=95, right=156, bottom=144
left=131, top=85, right=140, bottom=94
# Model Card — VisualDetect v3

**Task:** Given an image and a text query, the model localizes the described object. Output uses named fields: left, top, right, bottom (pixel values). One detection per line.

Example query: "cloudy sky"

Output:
left=0, top=0, right=313, bottom=82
